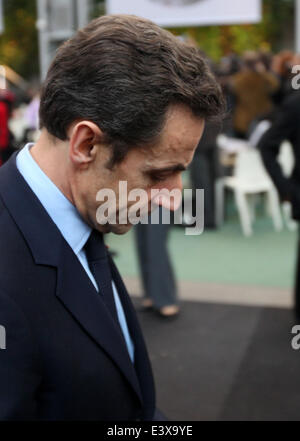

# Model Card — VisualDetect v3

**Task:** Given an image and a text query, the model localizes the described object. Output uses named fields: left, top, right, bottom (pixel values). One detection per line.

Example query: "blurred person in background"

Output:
left=258, top=91, right=300, bottom=318
left=271, top=50, right=297, bottom=106
left=23, top=85, right=40, bottom=143
left=230, top=51, right=279, bottom=138
left=135, top=207, right=179, bottom=319
left=0, top=89, right=15, bottom=165
left=215, top=53, right=240, bottom=137
left=190, top=120, right=222, bottom=229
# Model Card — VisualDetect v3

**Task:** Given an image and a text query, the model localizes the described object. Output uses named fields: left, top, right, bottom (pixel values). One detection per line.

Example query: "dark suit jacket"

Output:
left=0, top=154, right=155, bottom=421
left=258, top=91, right=300, bottom=220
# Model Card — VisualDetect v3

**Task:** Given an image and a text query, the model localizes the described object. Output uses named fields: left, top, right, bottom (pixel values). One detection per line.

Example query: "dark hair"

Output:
left=39, top=14, right=225, bottom=165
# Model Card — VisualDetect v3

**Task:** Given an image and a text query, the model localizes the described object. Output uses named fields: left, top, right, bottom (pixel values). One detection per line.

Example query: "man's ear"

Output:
left=68, top=121, right=104, bottom=168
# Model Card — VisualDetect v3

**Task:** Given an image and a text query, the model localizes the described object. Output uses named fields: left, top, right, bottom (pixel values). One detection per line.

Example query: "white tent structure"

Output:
left=106, top=0, right=262, bottom=27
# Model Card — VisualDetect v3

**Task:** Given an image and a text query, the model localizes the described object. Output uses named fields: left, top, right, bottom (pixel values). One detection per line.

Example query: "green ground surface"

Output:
left=106, top=212, right=298, bottom=289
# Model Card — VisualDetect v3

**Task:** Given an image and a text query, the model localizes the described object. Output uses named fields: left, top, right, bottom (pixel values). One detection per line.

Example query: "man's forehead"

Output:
left=141, top=146, right=195, bottom=175
left=155, top=112, right=204, bottom=154
left=143, top=131, right=200, bottom=165
left=123, top=107, right=204, bottom=168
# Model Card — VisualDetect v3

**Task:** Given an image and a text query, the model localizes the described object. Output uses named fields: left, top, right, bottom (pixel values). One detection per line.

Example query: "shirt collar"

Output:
left=16, top=143, right=91, bottom=255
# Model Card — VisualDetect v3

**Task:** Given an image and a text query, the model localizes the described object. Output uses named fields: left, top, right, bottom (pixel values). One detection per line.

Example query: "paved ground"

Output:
left=133, top=298, right=300, bottom=421
left=127, top=277, right=293, bottom=308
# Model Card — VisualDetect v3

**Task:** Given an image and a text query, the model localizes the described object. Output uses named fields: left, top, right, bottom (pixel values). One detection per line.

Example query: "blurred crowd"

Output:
left=216, top=49, right=300, bottom=136
left=0, top=81, right=40, bottom=165
left=188, top=49, right=300, bottom=229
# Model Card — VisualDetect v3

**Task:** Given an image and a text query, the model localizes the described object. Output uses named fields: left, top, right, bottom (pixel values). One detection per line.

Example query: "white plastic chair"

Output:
left=221, top=148, right=283, bottom=236
left=217, top=133, right=249, bottom=154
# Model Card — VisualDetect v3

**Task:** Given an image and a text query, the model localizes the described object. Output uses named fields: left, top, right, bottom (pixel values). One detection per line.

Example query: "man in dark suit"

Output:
left=0, top=15, right=224, bottom=420
left=259, top=91, right=300, bottom=317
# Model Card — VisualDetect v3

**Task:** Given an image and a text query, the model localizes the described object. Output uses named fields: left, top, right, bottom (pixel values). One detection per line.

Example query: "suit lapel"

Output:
left=108, top=255, right=155, bottom=420
left=56, top=242, right=143, bottom=404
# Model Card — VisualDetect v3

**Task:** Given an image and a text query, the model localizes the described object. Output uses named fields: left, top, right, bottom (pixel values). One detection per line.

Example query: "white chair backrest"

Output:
left=248, top=120, right=272, bottom=148
left=234, top=148, right=272, bottom=186
left=217, top=134, right=249, bottom=153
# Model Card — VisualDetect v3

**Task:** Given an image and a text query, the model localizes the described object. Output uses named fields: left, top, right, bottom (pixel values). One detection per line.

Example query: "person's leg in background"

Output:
left=190, top=149, right=216, bottom=229
left=135, top=208, right=179, bottom=317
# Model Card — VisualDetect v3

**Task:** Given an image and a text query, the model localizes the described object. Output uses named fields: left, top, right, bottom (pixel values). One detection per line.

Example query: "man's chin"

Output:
left=97, top=223, right=134, bottom=235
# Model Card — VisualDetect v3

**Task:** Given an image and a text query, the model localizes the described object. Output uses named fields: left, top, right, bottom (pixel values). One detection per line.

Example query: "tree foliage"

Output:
left=0, top=0, right=296, bottom=79
left=168, top=0, right=295, bottom=60
left=0, top=0, right=38, bottom=79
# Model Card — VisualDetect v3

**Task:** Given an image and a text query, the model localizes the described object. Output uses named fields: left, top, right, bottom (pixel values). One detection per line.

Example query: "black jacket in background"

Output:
left=258, top=91, right=300, bottom=220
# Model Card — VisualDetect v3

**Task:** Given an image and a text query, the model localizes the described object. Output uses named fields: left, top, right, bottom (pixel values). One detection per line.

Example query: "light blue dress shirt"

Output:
left=16, top=144, right=134, bottom=362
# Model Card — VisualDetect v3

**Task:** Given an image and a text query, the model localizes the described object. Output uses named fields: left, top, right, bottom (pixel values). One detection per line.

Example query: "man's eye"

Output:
left=151, top=174, right=169, bottom=182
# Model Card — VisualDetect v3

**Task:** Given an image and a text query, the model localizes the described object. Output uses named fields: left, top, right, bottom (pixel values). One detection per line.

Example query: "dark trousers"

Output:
left=135, top=211, right=177, bottom=309
left=190, top=149, right=217, bottom=228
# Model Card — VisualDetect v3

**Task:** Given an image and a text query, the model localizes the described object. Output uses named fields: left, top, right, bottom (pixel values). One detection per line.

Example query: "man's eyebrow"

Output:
left=145, top=164, right=187, bottom=174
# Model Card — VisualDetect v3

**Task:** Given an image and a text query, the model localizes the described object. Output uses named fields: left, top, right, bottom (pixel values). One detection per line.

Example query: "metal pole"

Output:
left=36, top=0, right=49, bottom=80
left=36, top=0, right=91, bottom=81
left=76, top=0, right=90, bottom=29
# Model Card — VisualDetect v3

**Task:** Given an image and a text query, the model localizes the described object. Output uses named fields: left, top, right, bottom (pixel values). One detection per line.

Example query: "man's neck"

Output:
left=30, top=130, right=74, bottom=204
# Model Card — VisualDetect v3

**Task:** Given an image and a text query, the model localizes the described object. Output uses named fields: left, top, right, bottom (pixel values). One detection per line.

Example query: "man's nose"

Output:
left=174, top=173, right=183, bottom=193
